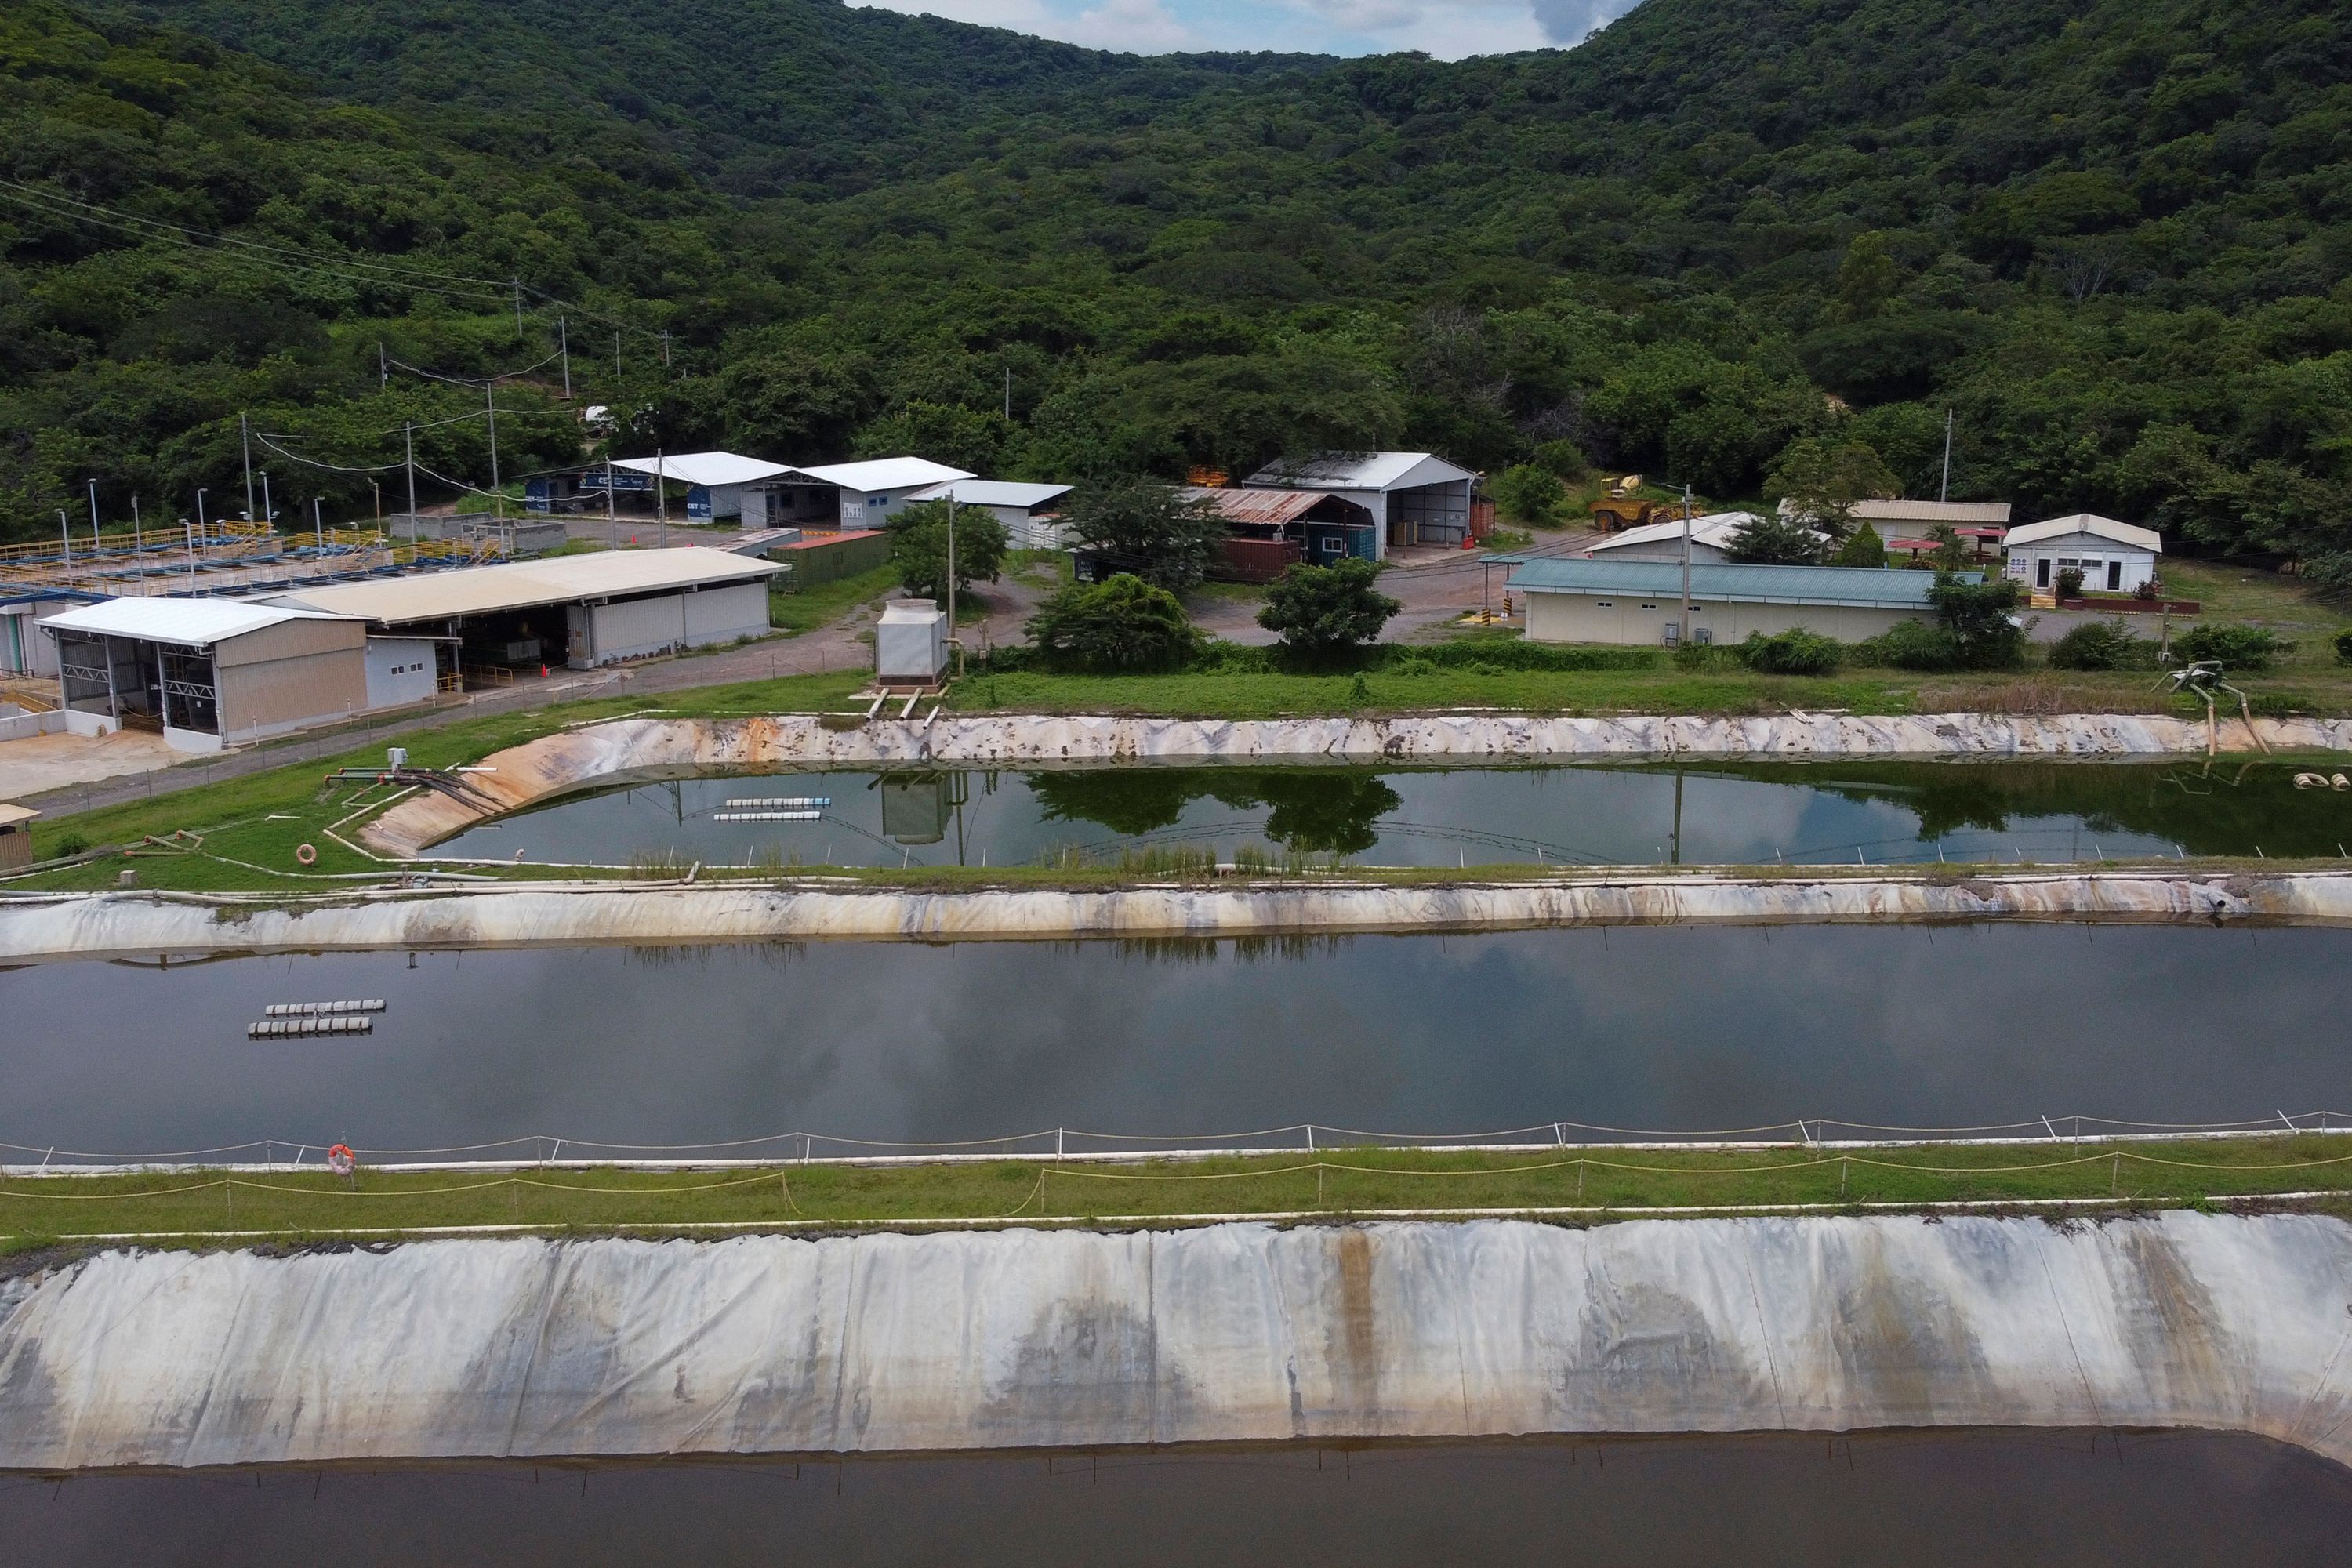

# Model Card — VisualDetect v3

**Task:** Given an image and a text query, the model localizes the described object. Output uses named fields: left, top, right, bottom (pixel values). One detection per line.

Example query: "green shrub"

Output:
left=2334, top=630, right=2352, bottom=667
left=2173, top=624, right=2292, bottom=671
left=1402, top=639, right=1661, bottom=673
left=2055, top=566, right=2085, bottom=601
left=1738, top=627, right=1842, bottom=675
left=1025, top=573, right=1201, bottom=673
left=2047, top=618, right=2152, bottom=670
left=1926, top=572, right=2029, bottom=669
left=51, top=832, right=90, bottom=858
left=1532, top=439, right=1592, bottom=481
left=1853, top=619, right=1965, bottom=670
left=1830, top=523, right=1887, bottom=568
left=1487, top=464, right=1568, bottom=526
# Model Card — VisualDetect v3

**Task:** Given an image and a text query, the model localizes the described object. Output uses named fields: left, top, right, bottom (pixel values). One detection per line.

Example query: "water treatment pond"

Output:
left=6, top=926, right=2347, bottom=1157
left=434, top=757, right=2352, bottom=868
left=5, top=1431, right=2346, bottom=1566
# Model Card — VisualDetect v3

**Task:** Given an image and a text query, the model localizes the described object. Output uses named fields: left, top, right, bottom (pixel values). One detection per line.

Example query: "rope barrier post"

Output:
left=2112, top=1151, right=2120, bottom=1195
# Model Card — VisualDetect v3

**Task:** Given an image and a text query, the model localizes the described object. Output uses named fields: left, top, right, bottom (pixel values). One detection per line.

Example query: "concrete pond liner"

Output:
left=6, top=1212, right=2352, bottom=1471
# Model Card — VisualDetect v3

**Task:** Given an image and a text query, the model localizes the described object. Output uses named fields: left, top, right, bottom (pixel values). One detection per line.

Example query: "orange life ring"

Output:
left=296, top=843, right=318, bottom=866
left=327, top=1143, right=357, bottom=1176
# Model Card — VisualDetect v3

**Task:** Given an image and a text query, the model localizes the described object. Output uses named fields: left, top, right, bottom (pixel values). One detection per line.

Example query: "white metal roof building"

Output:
left=744, top=456, right=977, bottom=532
left=1579, top=512, right=1786, bottom=564
left=2002, top=514, right=2163, bottom=595
left=526, top=452, right=796, bottom=524
left=262, top=547, right=782, bottom=670
left=1849, top=499, right=2013, bottom=527
left=1245, top=452, right=1479, bottom=556
left=38, top=597, right=436, bottom=753
left=906, top=480, right=1076, bottom=549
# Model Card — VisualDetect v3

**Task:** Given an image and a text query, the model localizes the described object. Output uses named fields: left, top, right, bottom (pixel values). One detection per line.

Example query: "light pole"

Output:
left=1678, top=482, right=1693, bottom=650
left=260, top=471, right=274, bottom=533
left=194, top=491, right=208, bottom=590
left=57, top=509, right=72, bottom=588
left=86, top=477, right=102, bottom=550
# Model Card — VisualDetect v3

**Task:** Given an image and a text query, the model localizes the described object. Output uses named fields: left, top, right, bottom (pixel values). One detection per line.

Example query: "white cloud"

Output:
left=1063, top=0, right=1203, bottom=52
left=847, top=0, right=1639, bottom=59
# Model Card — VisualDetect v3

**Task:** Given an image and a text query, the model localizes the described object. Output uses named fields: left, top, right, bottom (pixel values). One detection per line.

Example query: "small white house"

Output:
left=605, top=452, right=794, bottom=524
left=2003, top=514, right=2161, bottom=595
left=1245, top=452, right=1478, bottom=556
left=906, top=480, right=1075, bottom=550
left=745, top=457, right=975, bottom=532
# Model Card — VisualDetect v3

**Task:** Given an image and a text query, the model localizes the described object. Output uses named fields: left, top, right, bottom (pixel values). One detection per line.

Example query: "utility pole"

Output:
left=260, top=471, right=274, bottom=533
left=195, top=489, right=208, bottom=570
left=605, top=456, right=617, bottom=550
left=661, top=329, right=671, bottom=370
left=485, top=383, right=501, bottom=516
left=946, top=492, right=958, bottom=640
left=370, top=478, right=383, bottom=539
left=187, top=514, right=198, bottom=589
left=314, top=495, right=325, bottom=554
left=614, top=329, right=622, bottom=385
left=512, top=279, right=524, bottom=339
left=1679, top=482, right=1693, bottom=650
left=1939, top=408, right=1955, bottom=503
left=241, top=412, right=256, bottom=524
left=559, top=317, right=572, bottom=399
left=57, top=509, right=72, bottom=588
left=403, top=422, right=417, bottom=551
left=378, top=341, right=388, bottom=390
left=1003, top=366, right=1011, bottom=423
left=87, top=477, right=102, bottom=548
left=655, top=448, right=667, bottom=547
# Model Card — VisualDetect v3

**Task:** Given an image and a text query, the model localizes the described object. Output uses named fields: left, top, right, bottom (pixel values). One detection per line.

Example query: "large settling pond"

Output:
left=6, top=926, right=2347, bottom=1157
left=5, top=1432, right=2346, bottom=1566
left=435, top=757, right=2352, bottom=868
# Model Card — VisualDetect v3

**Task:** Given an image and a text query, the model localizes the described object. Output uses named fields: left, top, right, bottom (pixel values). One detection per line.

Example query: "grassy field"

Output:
left=4, top=1136, right=2346, bottom=1252
left=768, top=564, right=898, bottom=635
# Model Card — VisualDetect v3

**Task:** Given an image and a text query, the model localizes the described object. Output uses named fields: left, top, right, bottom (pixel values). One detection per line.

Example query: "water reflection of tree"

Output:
left=1704, top=760, right=2332, bottom=855
left=1027, top=768, right=1401, bottom=855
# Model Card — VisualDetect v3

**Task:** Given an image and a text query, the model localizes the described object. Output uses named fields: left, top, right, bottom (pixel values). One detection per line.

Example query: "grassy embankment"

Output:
left=3, top=1136, right=2347, bottom=1252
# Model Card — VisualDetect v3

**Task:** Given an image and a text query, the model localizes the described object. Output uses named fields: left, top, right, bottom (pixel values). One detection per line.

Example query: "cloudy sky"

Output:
left=848, top=0, right=1646, bottom=60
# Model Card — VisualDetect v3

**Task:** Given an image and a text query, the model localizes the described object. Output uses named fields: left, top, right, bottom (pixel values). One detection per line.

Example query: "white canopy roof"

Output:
left=261, top=548, right=780, bottom=625
left=609, top=452, right=794, bottom=488
left=2005, top=514, right=2162, bottom=552
left=1583, top=512, right=1772, bottom=555
left=1247, top=452, right=1475, bottom=492
left=789, top=457, right=975, bottom=494
left=41, top=597, right=350, bottom=648
left=907, top=480, right=1073, bottom=510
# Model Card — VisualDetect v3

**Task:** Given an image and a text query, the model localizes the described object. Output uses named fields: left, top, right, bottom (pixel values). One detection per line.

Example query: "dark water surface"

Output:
left=435, top=757, right=2352, bottom=868
left=5, top=1432, right=2347, bottom=1567
left=6, top=927, right=2346, bottom=1157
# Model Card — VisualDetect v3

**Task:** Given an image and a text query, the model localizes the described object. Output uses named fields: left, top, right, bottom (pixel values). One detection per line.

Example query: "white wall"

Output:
left=581, top=583, right=771, bottom=664
left=2005, top=539, right=2158, bottom=594
left=681, top=581, right=768, bottom=644
left=364, top=637, right=439, bottom=711
left=1526, top=592, right=1925, bottom=646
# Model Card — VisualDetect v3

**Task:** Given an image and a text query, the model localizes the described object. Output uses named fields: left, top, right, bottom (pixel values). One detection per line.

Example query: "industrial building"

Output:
left=524, top=452, right=794, bottom=524
left=1245, top=452, right=1479, bottom=555
left=40, top=598, right=437, bottom=753
left=742, top=457, right=975, bottom=531
left=906, top=480, right=1075, bottom=549
left=2002, top=514, right=2162, bottom=595
left=1510, top=559, right=1958, bottom=647
left=260, top=547, right=781, bottom=673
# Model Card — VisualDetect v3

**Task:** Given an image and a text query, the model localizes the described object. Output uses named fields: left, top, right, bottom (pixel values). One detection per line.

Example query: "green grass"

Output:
left=2159, top=560, right=2352, bottom=666
left=769, top=564, right=899, bottom=635
left=4, top=1136, right=2346, bottom=1251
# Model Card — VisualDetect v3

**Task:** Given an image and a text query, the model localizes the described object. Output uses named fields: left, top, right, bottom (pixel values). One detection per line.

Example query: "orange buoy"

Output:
left=326, top=1143, right=357, bottom=1176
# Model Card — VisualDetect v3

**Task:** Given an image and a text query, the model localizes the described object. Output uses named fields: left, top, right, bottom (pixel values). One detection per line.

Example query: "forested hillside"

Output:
left=6, top=0, right=2350, bottom=578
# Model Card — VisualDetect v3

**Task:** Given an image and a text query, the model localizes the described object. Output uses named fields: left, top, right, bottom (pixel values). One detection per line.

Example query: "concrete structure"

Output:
left=2005, top=514, right=2162, bottom=595
left=906, top=480, right=1074, bottom=550
left=383, top=512, right=568, bottom=556
left=9, top=868, right=2342, bottom=962
left=875, top=598, right=948, bottom=688
left=0, top=802, right=35, bottom=869
left=262, top=547, right=781, bottom=671
left=1577, top=512, right=1775, bottom=564
left=37, top=598, right=412, bottom=753
left=1511, top=559, right=1955, bottom=647
left=9, top=1214, right=2352, bottom=1470
left=1247, top=452, right=1477, bottom=556
left=745, top=457, right=975, bottom=532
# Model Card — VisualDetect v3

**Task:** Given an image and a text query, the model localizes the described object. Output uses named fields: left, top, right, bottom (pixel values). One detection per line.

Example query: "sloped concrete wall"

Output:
left=359, top=712, right=2352, bottom=856
left=2, top=870, right=2345, bottom=961
left=5, top=1214, right=2351, bottom=1470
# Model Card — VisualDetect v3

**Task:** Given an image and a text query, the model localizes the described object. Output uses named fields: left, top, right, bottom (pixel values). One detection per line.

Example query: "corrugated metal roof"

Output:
left=0, top=804, right=42, bottom=826
left=2005, top=514, right=2162, bottom=551
left=1182, top=486, right=1330, bottom=525
left=261, top=547, right=780, bottom=625
left=791, top=456, right=975, bottom=493
left=1583, top=512, right=1766, bottom=554
left=1245, top=452, right=1475, bottom=492
left=1510, top=558, right=1966, bottom=608
left=40, top=597, right=351, bottom=646
left=906, top=481, right=1073, bottom=510
left=609, top=452, right=793, bottom=488
left=1850, top=499, right=2014, bottom=525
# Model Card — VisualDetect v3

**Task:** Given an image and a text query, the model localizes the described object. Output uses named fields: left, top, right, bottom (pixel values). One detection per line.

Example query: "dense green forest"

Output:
left=3, top=0, right=2347, bottom=578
